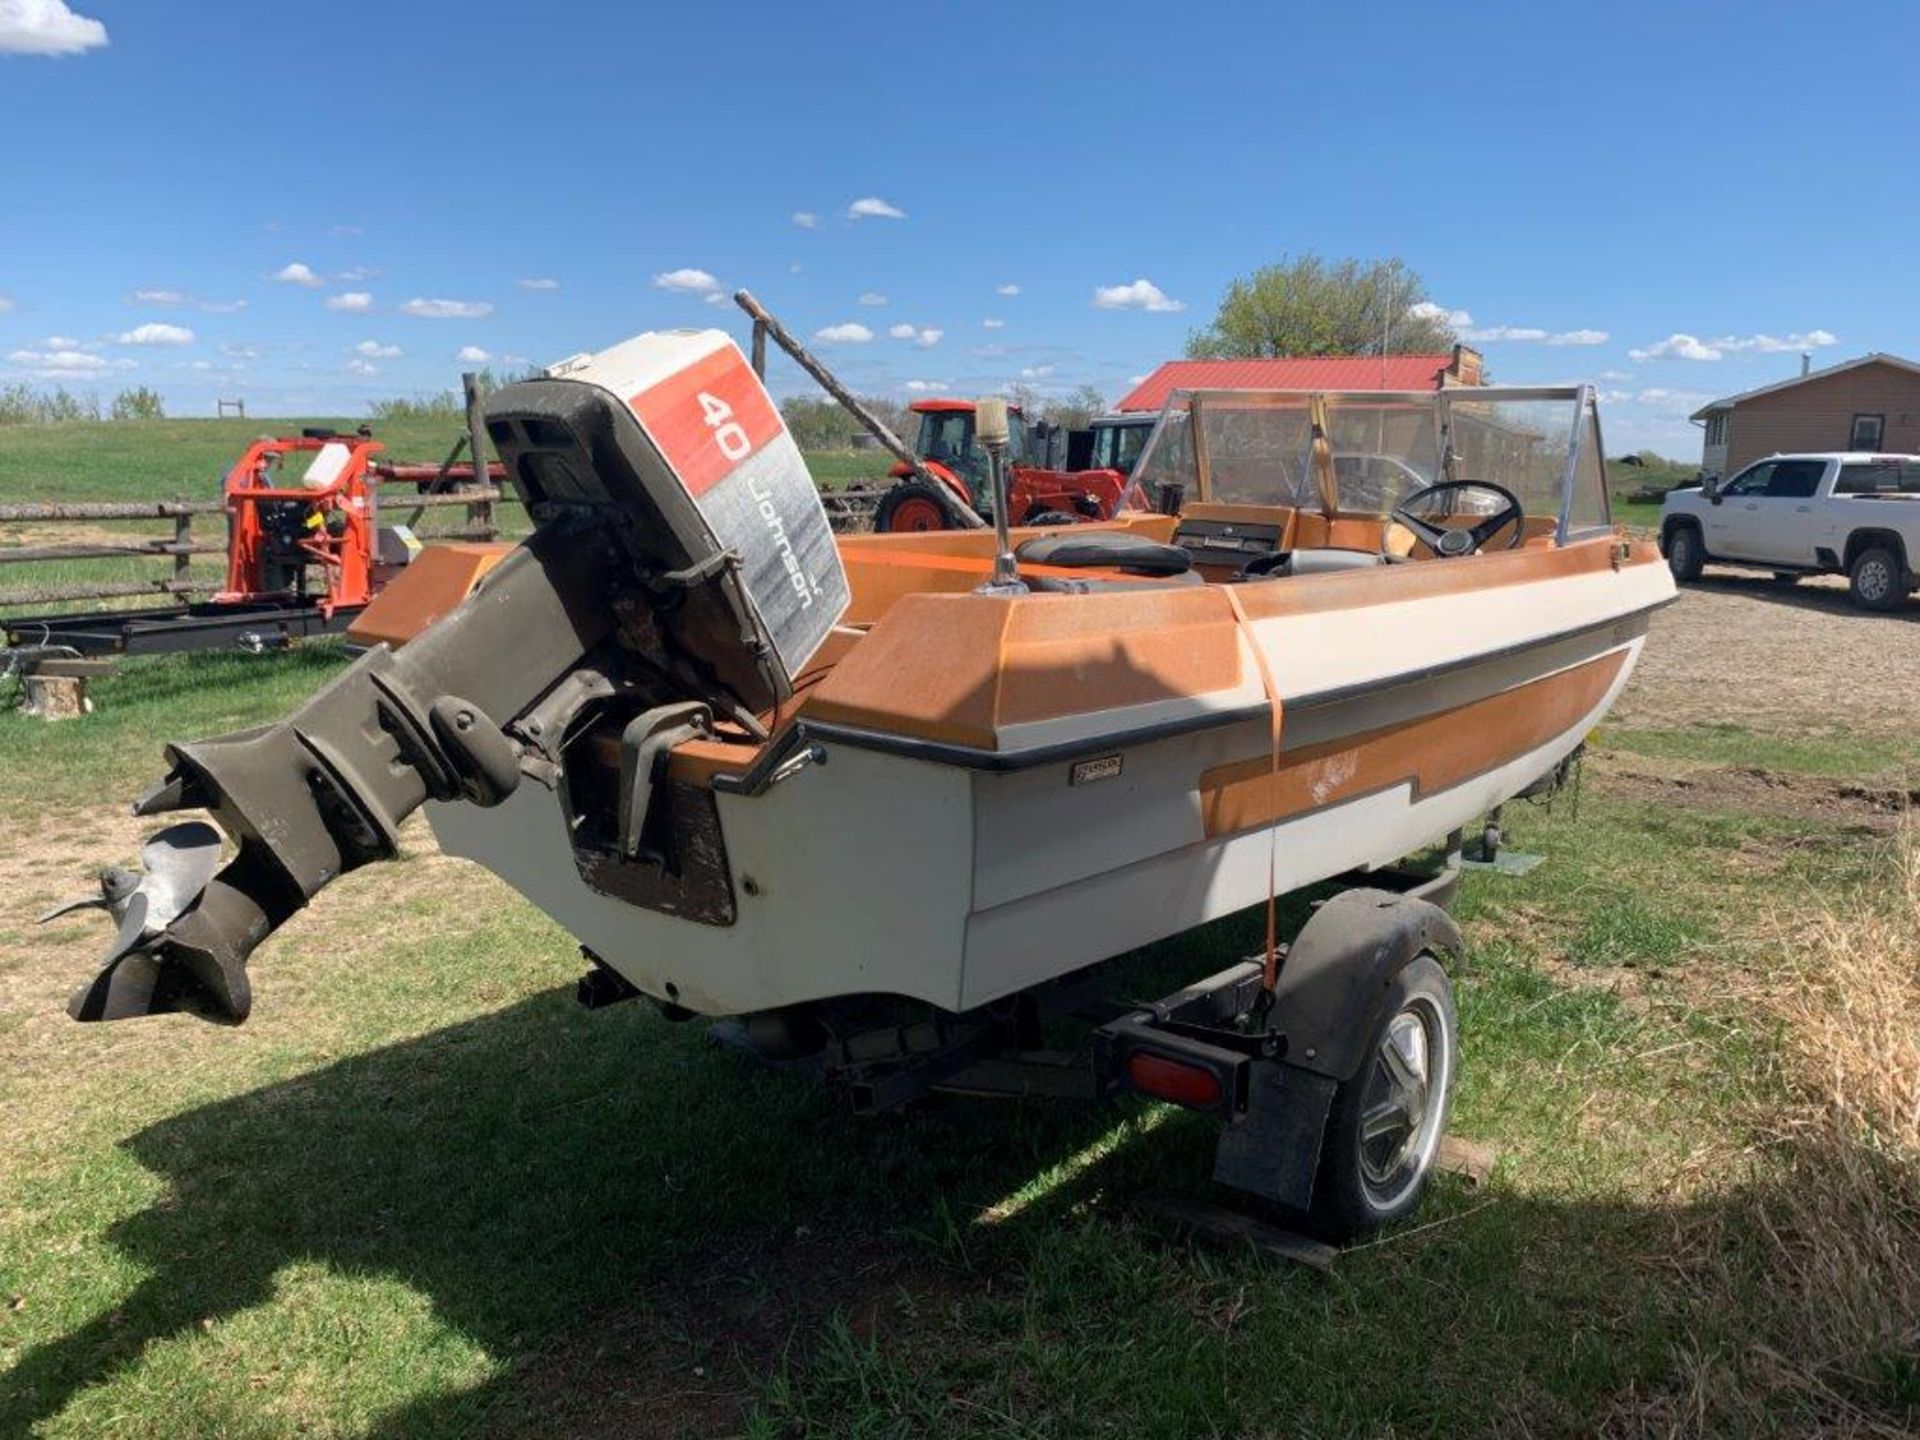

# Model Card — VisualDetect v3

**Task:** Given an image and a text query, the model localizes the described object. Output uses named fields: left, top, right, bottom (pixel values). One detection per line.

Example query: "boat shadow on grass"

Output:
left=0, top=959, right=1777, bottom=1439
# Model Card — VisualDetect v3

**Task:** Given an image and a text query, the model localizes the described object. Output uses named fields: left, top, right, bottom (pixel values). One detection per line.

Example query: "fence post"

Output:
left=462, top=372, right=496, bottom=541
left=173, top=509, right=192, bottom=586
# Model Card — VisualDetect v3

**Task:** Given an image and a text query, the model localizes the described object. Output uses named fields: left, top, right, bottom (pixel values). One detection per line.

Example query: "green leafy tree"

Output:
left=779, top=394, right=910, bottom=451
left=111, top=385, right=166, bottom=421
left=1186, top=255, right=1455, bottom=359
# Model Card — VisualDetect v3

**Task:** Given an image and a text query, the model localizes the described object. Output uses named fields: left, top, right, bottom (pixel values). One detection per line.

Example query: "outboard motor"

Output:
left=51, top=329, right=849, bottom=1023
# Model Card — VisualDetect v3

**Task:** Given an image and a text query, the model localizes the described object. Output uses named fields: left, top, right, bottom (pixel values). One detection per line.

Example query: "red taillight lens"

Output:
left=1125, top=1051, right=1224, bottom=1109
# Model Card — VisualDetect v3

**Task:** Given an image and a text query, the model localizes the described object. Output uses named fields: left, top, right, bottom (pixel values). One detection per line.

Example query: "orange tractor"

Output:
left=871, top=398, right=1137, bottom=533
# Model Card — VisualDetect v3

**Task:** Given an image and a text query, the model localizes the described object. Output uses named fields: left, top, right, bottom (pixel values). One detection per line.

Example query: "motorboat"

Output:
left=49, top=328, right=1674, bottom=1237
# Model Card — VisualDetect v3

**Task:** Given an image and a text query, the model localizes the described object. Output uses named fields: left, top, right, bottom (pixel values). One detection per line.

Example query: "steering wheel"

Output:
left=1388, top=480, right=1525, bottom=558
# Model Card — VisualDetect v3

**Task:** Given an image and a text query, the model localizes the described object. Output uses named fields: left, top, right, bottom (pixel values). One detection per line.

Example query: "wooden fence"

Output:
left=0, top=489, right=514, bottom=610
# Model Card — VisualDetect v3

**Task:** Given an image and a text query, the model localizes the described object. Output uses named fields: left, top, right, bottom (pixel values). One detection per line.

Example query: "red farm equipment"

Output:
left=4, top=430, right=499, bottom=657
left=871, top=398, right=1137, bottom=533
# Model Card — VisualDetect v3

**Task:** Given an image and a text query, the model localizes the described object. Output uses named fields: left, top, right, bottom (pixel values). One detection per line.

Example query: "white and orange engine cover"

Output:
left=544, top=328, right=850, bottom=688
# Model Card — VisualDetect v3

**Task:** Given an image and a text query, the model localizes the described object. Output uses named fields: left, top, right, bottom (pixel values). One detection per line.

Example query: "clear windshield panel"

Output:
left=1130, top=386, right=1608, bottom=539
left=1441, top=395, right=1577, bottom=527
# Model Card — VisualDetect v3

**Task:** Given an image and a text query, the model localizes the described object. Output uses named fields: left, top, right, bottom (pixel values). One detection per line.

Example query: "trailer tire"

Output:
left=1308, top=954, right=1456, bottom=1241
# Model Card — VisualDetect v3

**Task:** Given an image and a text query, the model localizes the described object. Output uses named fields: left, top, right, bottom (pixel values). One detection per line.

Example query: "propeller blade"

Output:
left=135, top=822, right=223, bottom=931
left=99, top=891, right=151, bottom=968
left=67, top=949, right=182, bottom=1023
left=38, top=895, right=108, bottom=925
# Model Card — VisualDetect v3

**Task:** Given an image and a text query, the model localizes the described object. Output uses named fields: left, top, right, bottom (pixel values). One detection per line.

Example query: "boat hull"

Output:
left=428, top=547, right=1670, bottom=1017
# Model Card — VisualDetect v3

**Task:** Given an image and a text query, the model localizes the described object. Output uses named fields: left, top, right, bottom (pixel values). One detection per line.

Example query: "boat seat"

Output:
left=1014, top=530, right=1193, bottom=576
left=1241, top=547, right=1389, bottom=580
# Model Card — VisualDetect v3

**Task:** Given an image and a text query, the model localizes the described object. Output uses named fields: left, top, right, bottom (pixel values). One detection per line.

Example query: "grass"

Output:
left=1, top=643, right=1912, bottom=1438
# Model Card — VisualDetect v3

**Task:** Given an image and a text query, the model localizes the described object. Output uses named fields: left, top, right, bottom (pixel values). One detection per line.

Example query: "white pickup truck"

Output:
left=1658, top=453, right=1920, bottom=611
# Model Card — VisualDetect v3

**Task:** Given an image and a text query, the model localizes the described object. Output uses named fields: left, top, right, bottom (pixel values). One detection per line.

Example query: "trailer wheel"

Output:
left=874, top=479, right=959, bottom=533
left=1309, top=954, right=1456, bottom=1240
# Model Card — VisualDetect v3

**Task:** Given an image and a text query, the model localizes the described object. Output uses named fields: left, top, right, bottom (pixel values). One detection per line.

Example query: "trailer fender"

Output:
left=1272, top=887, right=1464, bottom=1082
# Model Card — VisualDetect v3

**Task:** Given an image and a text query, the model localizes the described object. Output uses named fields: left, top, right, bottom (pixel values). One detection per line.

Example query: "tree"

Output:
left=1185, top=255, right=1455, bottom=359
left=779, top=394, right=910, bottom=451
left=111, top=385, right=166, bottom=421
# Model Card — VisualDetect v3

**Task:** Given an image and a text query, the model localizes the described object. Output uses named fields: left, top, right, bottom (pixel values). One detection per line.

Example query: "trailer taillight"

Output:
left=1125, top=1051, right=1224, bottom=1109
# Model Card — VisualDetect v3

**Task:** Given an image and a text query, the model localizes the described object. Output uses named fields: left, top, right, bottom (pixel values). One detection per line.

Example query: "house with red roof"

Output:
left=1116, top=344, right=1485, bottom=413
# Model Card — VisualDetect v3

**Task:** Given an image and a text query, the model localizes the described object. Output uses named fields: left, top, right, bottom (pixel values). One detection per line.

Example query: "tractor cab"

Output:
left=901, top=399, right=1031, bottom=496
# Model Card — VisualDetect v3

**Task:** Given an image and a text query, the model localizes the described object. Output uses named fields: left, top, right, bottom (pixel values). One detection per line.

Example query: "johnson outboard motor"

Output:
left=50, top=329, right=848, bottom=1023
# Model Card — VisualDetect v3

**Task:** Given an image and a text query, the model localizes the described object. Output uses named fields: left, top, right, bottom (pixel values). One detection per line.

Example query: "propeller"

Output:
left=41, top=822, right=229, bottom=1023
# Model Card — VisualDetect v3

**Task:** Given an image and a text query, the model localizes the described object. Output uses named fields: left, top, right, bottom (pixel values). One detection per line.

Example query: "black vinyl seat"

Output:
left=1014, top=529, right=1193, bottom=577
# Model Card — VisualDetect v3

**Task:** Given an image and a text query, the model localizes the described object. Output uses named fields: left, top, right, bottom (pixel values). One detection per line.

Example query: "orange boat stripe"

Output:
left=1199, top=650, right=1627, bottom=837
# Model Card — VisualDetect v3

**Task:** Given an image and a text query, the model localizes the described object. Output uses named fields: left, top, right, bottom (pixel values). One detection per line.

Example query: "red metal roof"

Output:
left=1116, top=356, right=1457, bottom=413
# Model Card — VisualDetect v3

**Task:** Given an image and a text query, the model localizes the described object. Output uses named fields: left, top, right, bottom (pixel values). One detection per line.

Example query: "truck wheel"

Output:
left=873, top=478, right=959, bottom=533
left=1848, top=545, right=1905, bottom=612
left=1308, top=954, right=1457, bottom=1241
left=1664, top=525, right=1704, bottom=583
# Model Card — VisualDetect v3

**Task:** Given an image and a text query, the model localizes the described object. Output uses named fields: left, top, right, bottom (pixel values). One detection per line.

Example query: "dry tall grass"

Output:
left=1630, top=824, right=1920, bottom=1436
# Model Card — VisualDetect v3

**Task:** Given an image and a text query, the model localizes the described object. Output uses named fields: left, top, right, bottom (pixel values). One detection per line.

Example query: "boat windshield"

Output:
left=1129, top=386, right=1613, bottom=539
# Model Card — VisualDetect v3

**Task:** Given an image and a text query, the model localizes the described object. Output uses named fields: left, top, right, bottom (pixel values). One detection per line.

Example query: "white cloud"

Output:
left=1716, top=329, right=1839, bottom=355
left=847, top=196, right=906, bottom=221
left=353, top=340, right=402, bottom=358
left=787, top=261, right=803, bottom=275
left=333, top=266, right=372, bottom=283
left=1458, top=321, right=1608, bottom=345
left=43, top=334, right=82, bottom=348
left=0, top=0, right=107, bottom=55
left=1409, top=301, right=1474, bottom=328
left=457, top=345, right=491, bottom=363
left=652, top=267, right=721, bottom=296
left=1600, top=369, right=1633, bottom=382
left=791, top=211, right=821, bottom=229
left=516, top=277, right=560, bottom=291
left=346, top=358, right=379, bottom=376
left=198, top=298, right=247, bottom=314
left=0, top=293, right=13, bottom=312
left=1093, top=278, right=1184, bottom=312
left=1625, top=328, right=1839, bottom=364
left=132, top=288, right=186, bottom=305
left=271, top=261, right=324, bottom=288
left=858, top=292, right=888, bottom=307
left=982, top=317, right=1005, bottom=329
left=903, top=379, right=949, bottom=393
left=399, top=297, right=493, bottom=319
left=325, top=291, right=373, bottom=312
left=327, top=224, right=363, bottom=238
left=1020, top=364, right=1055, bottom=380
left=996, top=283, right=1021, bottom=297
left=886, top=323, right=943, bottom=348
left=6, top=346, right=133, bottom=378
left=1628, top=333, right=1724, bottom=362
left=814, top=323, right=874, bottom=344
left=117, top=322, right=194, bottom=346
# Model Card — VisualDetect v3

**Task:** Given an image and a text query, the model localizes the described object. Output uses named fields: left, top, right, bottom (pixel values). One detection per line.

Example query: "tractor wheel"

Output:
left=874, top=478, right=960, bottom=534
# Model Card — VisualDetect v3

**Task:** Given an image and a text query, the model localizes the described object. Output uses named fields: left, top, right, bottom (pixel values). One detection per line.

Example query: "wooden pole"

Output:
left=462, top=373, right=497, bottom=540
left=751, top=319, right=768, bottom=380
left=733, top=289, right=985, bottom=529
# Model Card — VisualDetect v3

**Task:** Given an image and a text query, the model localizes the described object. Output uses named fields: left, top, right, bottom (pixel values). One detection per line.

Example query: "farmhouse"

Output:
left=1691, top=351, right=1920, bottom=478
left=1115, top=344, right=1485, bottom=412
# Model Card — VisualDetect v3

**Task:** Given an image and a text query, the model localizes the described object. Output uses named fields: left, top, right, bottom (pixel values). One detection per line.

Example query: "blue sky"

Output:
left=3, top=0, right=1916, bottom=456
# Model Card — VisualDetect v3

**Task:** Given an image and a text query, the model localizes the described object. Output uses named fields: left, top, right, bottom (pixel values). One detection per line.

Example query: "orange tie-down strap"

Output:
left=1222, top=585, right=1285, bottom=994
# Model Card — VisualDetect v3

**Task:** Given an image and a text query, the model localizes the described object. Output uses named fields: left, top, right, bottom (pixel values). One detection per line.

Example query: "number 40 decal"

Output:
left=698, top=391, right=753, bottom=462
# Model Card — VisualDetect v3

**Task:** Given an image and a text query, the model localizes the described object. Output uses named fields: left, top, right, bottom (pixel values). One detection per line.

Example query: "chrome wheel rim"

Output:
left=1858, top=557, right=1893, bottom=603
left=1356, top=994, right=1451, bottom=1209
